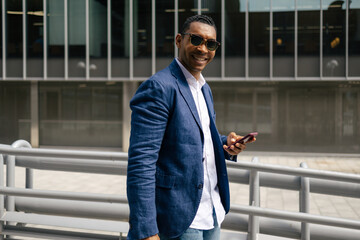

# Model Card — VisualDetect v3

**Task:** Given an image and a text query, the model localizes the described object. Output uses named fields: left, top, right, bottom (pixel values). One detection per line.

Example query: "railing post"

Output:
left=248, top=157, right=260, bottom=240
left=11, top=140, right=33, bottom=189
left=5, top=140, right=34, bottom=232
left=300, top=162, right=310, bottom=240
left=0, top=154, right=4, bottom=240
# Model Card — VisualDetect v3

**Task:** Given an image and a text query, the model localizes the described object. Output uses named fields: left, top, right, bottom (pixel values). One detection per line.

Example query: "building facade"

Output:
left=0, top=0, right=359, bottom=153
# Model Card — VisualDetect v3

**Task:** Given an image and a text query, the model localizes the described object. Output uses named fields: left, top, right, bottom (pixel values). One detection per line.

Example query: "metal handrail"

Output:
left=0, top=140, right=359, bottom=240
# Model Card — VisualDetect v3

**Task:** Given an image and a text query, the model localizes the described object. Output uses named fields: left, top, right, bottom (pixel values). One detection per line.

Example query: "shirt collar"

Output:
left=175, top=58, right=206, bottom=90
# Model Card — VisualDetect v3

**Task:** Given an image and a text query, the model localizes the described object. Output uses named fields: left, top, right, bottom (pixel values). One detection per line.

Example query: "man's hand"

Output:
left=142, top=234, right=160, bottom=240
left=223, top=132, right=255, bottom=155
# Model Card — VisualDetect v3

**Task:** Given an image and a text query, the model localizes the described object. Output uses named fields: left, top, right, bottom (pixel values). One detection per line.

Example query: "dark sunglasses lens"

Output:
left=190, top=35, right=203, bottom=46
left=206, top=41, right=218, bottom=51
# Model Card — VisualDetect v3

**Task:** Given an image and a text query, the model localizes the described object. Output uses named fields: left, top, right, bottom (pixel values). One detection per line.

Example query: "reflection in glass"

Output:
left=89, top=0, right=107, bottom=77
left=27, top=0, right=43, bottom=77
left=156, top=0, right=174, bottom=71
left=349, top=1, right=360, bottom=76
left=224, top=0, right=245, bottom=77
left=249, top=0, right=269, bottom=77
left=134, top=0, right=151, bottom=77
left=6, top=0, right=23, bottom=77
left=68, top=0, right=86, bottom=77
left=273, top=0, right=294, bottom=77
left=39, top=82, right=123, bottom=148
left=47, top=0, right=64, bottom=77
left=297, top=0, right=320, bottom=77
left=111, top=0, right=129, bottom=77
left=322, top=0, right=345, bottom=77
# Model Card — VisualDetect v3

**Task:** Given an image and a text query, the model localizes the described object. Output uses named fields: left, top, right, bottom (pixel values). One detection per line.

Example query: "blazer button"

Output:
left=198, top=184, right=203, bottom=189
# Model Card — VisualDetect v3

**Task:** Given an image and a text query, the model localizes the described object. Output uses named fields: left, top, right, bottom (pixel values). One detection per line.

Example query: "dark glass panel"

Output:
left=0, top=3, right=2, bottom=77
left=224, top=0, right=245, bottom=77
left=322, top=0, right=346, bottom=77
left=273, top=0, right=294, bottom=77
left=111, top=0, right=129, bottom=77
left=349, top=2, right=360, bottom=76
left=133, top=0, right=151, bottom=77
left=297, top=0, right=320, bottom=77
left=27, top=0, right=43, bottom=77
left=68, top=0, right=86, bottom=78
left=89, top=0, right=107, bottom=78
left=249, top=1, right=270, bottom=77
left=6, top=0, right=23, bottom=77
left=47, top=0, right=65, bottom=78
left=156, top=0, right=174, bottom=71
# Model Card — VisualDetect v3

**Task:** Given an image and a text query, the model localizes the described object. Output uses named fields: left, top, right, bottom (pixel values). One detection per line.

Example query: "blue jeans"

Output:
left=159, top=210, right=220, bottom=240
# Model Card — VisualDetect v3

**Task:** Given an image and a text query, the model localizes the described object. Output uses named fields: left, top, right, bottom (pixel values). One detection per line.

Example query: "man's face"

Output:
left=176, top=21, right=217, bottom=80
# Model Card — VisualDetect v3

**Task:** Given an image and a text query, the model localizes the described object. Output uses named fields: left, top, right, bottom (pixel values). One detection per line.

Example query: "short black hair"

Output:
left=180, top=15, right=217, bottom=34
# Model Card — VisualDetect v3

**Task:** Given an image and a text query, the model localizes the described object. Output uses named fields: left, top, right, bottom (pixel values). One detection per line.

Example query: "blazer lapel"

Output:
left=170, top=60, right=202, bottom=131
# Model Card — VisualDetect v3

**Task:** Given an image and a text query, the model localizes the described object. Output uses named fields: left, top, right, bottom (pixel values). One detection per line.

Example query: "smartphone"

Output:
left=226, top=132, right=258, bottom=150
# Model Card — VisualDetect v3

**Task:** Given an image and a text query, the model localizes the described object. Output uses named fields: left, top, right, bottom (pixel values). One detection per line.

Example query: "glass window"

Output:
left=68, top=0, right=86, bottom=78
left=0, top=2, right=2, bottom=78
left=47, top=0, right=65, bottom=78
left=156, top=0, right=174, bottom=72
left=273, top=0, right=294, bottom=77
left=0, top=82, right=30, bottom=144
left=111, top=0, right=129, bottom=78
left=349, top=1, right=360, bottom=76
left=6, top=0, right=23, bottom=78
left=224, top=0, right=245, bottom=77
left=297, top=0, right=320, bottom=77
left=249, top=0, right=270, bottom=77
left=27, top=0, right=43, bottom=77
left=133, top=0, right=152, bottom=77
left=322, top=0, right=346, bottom=77
left=201, top=1, right=222, bottom=77
left=39, top=82, right=123, bottom=148
left=178, top=0, right=198, bottom=33
left=89, top=0, right=107, bottom=78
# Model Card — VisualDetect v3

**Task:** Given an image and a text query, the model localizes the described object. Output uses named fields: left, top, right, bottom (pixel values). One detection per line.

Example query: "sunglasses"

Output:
left=182, top=33, right=220, bottom=51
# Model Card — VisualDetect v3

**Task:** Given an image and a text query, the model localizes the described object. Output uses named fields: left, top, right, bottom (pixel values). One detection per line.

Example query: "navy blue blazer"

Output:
left=127, top=60, right=234, bottom=239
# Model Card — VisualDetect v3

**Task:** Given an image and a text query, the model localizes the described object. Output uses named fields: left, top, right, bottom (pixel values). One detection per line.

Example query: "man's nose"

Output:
left=196, top=42, right=208, bottom=52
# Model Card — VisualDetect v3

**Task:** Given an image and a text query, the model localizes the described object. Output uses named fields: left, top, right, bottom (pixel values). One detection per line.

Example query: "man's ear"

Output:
left=175, top=34, right=182, bottom=49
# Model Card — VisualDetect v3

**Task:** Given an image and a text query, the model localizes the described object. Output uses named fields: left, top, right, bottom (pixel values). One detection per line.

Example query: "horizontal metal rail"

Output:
left=227, top=161, right=360, bottom=184
left=0, top=144, right=128, bottom=161
left=231, top=204, right=360, bottom=230
left=0, top=187, right=128, bottom=204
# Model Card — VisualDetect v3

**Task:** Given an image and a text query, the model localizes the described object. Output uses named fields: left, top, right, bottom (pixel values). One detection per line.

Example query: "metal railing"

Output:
left=0, top=140, right=359, bottom=240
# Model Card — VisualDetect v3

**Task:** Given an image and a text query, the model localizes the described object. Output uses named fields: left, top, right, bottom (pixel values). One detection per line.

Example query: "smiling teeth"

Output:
left=194, top=56, right=206, bottom=61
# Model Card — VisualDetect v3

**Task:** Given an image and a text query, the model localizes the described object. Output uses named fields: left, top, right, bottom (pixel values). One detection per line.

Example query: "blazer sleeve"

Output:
left=127, top=78, right=171, bottom=239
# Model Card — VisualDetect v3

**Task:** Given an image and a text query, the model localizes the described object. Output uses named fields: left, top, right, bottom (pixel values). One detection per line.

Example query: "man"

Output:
left=127, top=15, right=254, bottom=240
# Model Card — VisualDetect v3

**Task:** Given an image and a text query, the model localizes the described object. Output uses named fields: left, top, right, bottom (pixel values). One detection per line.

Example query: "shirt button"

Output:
left=198, top=184, right=203, bottom=189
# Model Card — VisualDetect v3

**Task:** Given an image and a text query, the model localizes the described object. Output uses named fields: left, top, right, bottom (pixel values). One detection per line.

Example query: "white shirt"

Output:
left=176, top=58, right=225, bottom=230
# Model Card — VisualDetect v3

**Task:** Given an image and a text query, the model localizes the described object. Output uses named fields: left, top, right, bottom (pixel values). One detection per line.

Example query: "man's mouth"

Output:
left=193, top=55, right=207, bottom=62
